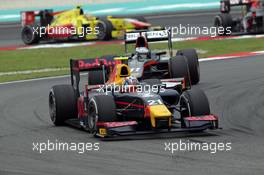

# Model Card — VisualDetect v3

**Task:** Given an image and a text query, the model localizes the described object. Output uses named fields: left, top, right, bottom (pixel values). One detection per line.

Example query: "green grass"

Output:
left=0, top=70, right=69, bottom=82
left=0, top=38, right=264, bottom=82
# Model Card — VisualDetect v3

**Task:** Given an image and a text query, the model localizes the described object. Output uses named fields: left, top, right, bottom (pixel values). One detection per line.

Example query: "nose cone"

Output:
left=131, top=20, right=151, bottom=28
left=148, top=105, right=172, bottom=128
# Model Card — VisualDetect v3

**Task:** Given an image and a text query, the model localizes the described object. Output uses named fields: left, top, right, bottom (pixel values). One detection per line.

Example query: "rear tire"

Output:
left=214, top=14, right=233, bottom=35
left=169, top=55, right=189, bottom=80
left=49, top=85, right=77, bottom=126
left=21, top=25, right=40, bottom=45
left=96, top=18, right=113, bottom=40
left=87, top=95, right=117, bottom=132
left=176, top=49, right=200, bottom=85
left=88, top=69, right=107, bottom=85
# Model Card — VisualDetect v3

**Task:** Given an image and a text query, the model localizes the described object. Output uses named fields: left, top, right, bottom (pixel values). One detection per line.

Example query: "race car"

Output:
left=123, top=29, right=200, bottom=85
left=21, top=6, right=151, bottom=45
left=48, top=56, right=219, bottom=138
left=214, top=0, right=264, bottom=35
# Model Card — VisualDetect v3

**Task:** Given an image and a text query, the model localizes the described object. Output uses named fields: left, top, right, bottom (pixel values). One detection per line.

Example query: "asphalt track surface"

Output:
left=1, top=55, right=264, bottom=175
left=1, top=9, right=264, bottom=175
left=0, top=9, right=222, bottom=47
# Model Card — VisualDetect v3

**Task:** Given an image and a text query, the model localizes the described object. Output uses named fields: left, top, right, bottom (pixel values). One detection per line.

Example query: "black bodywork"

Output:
left=216, top=0, right=264, bottom=34
left=124, top=30, right=173, bottom=81
left=123, top=29, right=200, bottom=85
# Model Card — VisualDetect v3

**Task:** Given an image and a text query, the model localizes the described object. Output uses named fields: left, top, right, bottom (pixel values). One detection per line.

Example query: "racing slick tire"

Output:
left=21, top=25, right=40, bottom=45
left=49, top=85, right=77, bottom=126
left=96, top=18, right=113, bottom=40
left=88, top=69, right=107, bottom=85
left=176, top=49, right=200, bottom=85
left=214, top=13, right=233, bottom=35
left=180, top=87, right=210, bottom=117
left=87, top=95, right=117, bottom=132
left=169, top=55, right=189, bottom=82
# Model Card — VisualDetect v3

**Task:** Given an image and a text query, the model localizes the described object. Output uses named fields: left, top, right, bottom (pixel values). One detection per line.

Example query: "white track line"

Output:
left=0, top=68, right=68, bottom=76
left=199, top=56, right=238, bottom=62
left=0, top=75, right=70, bottom=85
left=20, top=42, right=94, bottom=49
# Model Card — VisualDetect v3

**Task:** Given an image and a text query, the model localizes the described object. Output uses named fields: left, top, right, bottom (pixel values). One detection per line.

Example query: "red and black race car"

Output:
left=215, top=0, right=264, bottom=35
left=48, top=56, right=219, bottom=138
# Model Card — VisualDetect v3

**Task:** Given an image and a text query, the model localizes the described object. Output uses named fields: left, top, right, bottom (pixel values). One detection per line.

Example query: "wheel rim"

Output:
left=88, top=100, right=98, bottom=132
left=22, top=28, right=33, bottom=43
left=49, top=92, right=56, bottom=123
left=96, top=22, right=106, bottom=40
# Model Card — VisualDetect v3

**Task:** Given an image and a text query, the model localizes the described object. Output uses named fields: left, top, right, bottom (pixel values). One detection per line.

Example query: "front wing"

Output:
left=95, top=115, right=219, bottom=138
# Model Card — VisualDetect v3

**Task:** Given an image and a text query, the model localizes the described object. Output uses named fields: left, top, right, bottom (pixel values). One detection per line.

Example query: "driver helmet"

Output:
left=135, top=47, right=149, bottom=54
left=135, top=47, right=150, bottom=59
left=123, top=76, right=139, bottom=86
left=122, top=76, right=139, bottom=93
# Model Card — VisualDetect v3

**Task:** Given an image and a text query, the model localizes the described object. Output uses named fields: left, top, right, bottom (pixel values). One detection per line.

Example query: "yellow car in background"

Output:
left=21, top=6, right=151, bottom=45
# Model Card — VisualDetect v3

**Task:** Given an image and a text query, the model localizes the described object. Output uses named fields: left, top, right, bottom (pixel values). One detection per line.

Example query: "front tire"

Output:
left=180, top=87, right=210, bottom=118
left=87, top=95, right=117, bottom=132
left=49, top=85, right=77, bottom=126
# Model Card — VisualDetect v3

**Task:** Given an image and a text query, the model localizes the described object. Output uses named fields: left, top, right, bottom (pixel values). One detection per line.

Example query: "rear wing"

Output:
left=124, top=29, right=173, bottom=57
left=70, top=56, right=121, bottom=72
left=21, top=9, right=54, bottom=26
left=70, top=56, right=122, bottom=95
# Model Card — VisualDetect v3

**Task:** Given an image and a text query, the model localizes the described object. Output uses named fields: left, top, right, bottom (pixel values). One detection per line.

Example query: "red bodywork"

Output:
left=185, top=115, right=218, bottom=121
